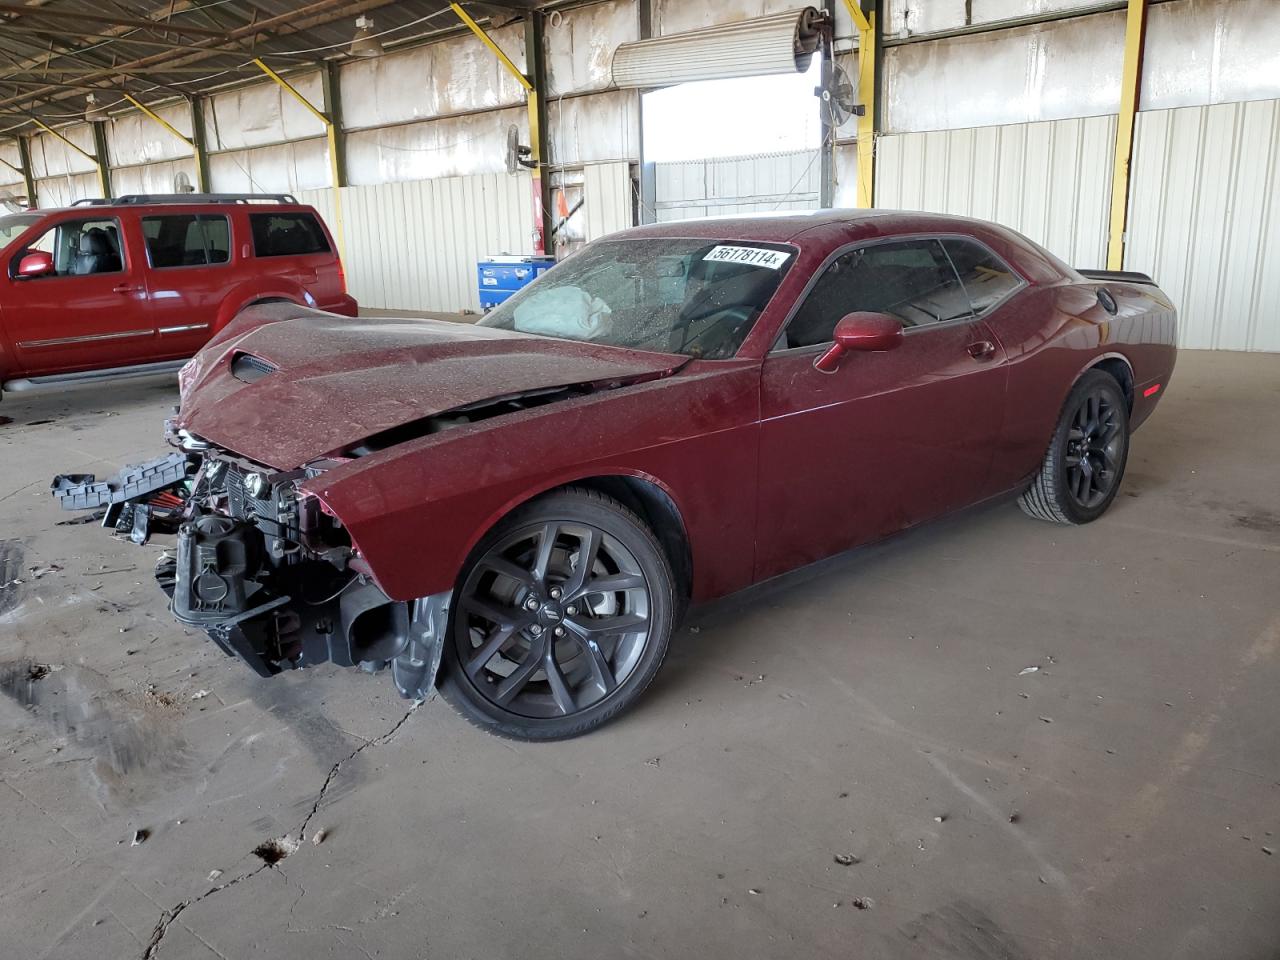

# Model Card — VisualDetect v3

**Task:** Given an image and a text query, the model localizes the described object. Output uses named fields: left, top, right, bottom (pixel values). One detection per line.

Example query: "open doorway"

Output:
left=641, top=55, right=824, bottom=221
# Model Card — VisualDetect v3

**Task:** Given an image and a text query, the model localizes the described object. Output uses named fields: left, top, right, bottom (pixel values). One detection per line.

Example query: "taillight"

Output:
left=337, top=259, right=347, bottom=295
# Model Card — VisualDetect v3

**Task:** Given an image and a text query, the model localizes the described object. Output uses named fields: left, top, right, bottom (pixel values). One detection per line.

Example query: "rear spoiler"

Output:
left=1077, top=269, right=1155, bottom=285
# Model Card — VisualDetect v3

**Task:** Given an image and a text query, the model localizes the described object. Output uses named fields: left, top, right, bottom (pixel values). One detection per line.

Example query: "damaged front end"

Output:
left=50, top=437, right=449, bottom=701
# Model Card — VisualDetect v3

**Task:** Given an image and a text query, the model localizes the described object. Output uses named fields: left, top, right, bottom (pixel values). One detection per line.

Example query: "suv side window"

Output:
left=12, top=217, right=124, bottom=278
left=940, top=237, right=1023, bottom=313
left=142, top=214, right=231, bottom=268
left=249, top=213, right=329, bottom=258
left=783, top=238, right=973, bottom=349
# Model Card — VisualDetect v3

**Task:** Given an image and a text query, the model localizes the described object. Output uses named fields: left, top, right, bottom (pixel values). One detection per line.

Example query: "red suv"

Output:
left=0, top=193, right=356, bottom=396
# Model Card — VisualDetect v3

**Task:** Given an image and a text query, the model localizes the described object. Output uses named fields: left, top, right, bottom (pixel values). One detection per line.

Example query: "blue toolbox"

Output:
left=477, top=255, right=557, bottom=310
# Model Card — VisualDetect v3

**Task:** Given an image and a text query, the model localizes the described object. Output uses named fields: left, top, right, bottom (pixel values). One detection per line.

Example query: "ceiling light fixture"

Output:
left=349, top=16, right=384, bottom=58
left=85, top=93, right=109, bottom=123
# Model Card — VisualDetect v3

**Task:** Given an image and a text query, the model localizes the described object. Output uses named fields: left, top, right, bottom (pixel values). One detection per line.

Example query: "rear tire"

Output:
left=439, top=487, right=676, bottom=740
left=1019, top=369, right=1130, bottom=525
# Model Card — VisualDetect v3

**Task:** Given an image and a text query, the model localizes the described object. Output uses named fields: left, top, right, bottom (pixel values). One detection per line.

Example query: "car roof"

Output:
left=31, top=201, right=313, bottom=216
left=618, top=207, right=1013, bottom=244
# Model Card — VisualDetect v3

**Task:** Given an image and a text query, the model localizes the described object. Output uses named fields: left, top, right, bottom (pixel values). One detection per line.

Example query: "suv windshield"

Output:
left=479, top=238, right=796, bottom=359
left=0, top=213, right=40, bottom=253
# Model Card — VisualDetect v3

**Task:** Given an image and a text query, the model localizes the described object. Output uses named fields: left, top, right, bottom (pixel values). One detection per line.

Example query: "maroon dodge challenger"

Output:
left=54, top=210, right=1176, bottom=740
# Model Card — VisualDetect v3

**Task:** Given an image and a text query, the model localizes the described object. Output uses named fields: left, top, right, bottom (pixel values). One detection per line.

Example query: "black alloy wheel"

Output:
left=439, top=487, right=676, bottom=740
left=1019, top=369, right=1130, bottom=525
left=1063, top=387, right=1125, bottom=509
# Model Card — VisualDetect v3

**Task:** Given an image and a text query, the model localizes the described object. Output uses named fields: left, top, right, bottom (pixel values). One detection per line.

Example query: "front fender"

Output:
left=307, top=363, right=763, bottom=604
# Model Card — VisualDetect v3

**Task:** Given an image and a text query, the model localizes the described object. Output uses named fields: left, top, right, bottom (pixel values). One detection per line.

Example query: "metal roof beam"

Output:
left=0, top=0, right=383, bottom=114
left=0, top=3, right=228, bottom=38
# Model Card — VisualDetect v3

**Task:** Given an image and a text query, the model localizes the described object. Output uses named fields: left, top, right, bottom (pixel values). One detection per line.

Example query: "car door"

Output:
left=4, top=213, right=153, bottom=377
left=753, top=237, right=1009, bottom=581
left=140, top=210, right=232, bottom=357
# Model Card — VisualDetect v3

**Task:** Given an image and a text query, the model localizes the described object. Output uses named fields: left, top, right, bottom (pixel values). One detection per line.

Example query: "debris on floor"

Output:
left=833, top=853, right=858, bottom=866
left=312, top=828, right=328, bottom=846
left=132, top=829, right=149, bottom=846
left=851, top=897, right=874, bottom=910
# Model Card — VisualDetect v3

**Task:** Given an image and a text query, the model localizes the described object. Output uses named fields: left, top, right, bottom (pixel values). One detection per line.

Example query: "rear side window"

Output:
left=250, top=213, right=329, bottom=258
left=142, top=214, right=230, bottom=268
left=941, top=237, right=1023, bottom=313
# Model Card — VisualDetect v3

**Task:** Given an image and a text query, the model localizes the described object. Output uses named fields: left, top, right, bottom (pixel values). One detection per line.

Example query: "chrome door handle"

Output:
left=967, top=340, right=996, bottom=360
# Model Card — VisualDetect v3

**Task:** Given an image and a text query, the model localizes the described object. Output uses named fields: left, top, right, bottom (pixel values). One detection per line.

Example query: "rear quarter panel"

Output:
left=985, top=280, right=1177, bottom=491
left=306, top=362, right=762, bottom=604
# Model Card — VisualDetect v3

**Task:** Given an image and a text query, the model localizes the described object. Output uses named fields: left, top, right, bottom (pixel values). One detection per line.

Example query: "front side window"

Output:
left=0, top=213, right=41, bottom=254
left=250, top=213, right=329, bottom=257
left=9, top=217, right=124, bottom=278
left=143, top=214, right=230, bottom=268
left=941, top=237, right=1023, bottom=313
left=479, top=239, right=796, bottom=359
left=783, top=238, right=974, bottom=348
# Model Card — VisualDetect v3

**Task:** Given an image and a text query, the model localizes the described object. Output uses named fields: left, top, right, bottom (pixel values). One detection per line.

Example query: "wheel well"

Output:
left=565, top=476, right=693, bottom=602
left=1091, top=357, right=1134, bottom=411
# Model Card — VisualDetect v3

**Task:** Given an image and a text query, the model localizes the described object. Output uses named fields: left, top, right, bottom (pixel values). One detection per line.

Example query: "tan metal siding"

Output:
left=1126, top=99, right=1280, bottom=352
left=582, top=162, right=634, bottom=241
left=875, top=115, right=1116, bottom=270
left=299, top=172, right=534, bottom=314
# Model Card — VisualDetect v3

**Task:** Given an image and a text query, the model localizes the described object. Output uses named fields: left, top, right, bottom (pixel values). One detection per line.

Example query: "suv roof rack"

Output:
left=110, top=192, right=300, bottom=205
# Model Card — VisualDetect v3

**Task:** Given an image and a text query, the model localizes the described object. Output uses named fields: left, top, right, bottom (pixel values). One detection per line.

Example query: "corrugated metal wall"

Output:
left=876, top=116, right=1117, bottom=270
left=581, top=162, right=634, bottom=241
left=1125, top=99, right=1280, bottom=352
left=299, top=171, right=535, bottom=315
left=654, top=149, right=820, bottom=221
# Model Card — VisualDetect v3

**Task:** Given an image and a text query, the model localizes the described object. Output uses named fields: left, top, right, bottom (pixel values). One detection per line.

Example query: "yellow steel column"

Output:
left=31, top=117, right=107, bottom=198
left=252, top=59, right=345, bottom=260
left=842, top=0, right=876, bottom=208
left=1106, top=0, right=1148, bottom=270
left=450, top=2, right=549, bottom=252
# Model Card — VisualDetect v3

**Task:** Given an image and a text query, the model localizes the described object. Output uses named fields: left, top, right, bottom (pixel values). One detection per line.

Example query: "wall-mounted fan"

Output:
left=505, top=124, right=534, bottom=174
left=173, top=170, right=196, bottom=193
left=821, top=63, right=865, bottom=126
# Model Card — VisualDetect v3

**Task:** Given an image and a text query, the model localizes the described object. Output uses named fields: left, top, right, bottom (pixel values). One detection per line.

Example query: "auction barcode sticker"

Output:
left=702, top=245, right=792, bottom=270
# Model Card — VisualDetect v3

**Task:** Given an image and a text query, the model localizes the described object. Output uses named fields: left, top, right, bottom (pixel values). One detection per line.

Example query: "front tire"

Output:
left=1019, top=369, right=1130, bottom=525
left=439, top=487, right=676, bottom=740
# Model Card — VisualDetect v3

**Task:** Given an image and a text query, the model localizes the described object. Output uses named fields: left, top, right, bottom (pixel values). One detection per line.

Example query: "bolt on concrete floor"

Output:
left=0, top=350, right=1277, bottom=960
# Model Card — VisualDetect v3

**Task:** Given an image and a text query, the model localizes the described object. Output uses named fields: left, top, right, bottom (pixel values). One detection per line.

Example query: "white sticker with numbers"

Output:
left=702, top=245, right=792, bottom=270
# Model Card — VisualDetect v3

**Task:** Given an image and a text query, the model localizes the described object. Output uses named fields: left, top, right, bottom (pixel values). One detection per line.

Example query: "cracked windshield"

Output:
left=479, top=238, right=796, bottom=359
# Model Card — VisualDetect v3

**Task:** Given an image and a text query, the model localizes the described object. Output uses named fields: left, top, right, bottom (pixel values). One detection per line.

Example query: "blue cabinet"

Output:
left=477, top=255, right=557, bottom=310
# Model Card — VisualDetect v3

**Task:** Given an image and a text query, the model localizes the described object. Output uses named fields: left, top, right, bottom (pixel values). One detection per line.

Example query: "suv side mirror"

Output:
left=15, top=250, right=55, bottom=280
left=814, top=312, right=904, bottom=373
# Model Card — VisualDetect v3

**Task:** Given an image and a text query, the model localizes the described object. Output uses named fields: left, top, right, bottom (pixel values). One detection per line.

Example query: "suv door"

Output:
left=753, top=237, right=1009, bottom=581
left=140, top=210, right=233, bottom=357
left=3, top=213, right=153, bottom=377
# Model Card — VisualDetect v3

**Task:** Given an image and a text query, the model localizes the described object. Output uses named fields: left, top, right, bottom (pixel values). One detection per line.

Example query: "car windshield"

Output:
left=479, top=238, right=797, bottom=359
left=0, top=213, right=40, bottom=253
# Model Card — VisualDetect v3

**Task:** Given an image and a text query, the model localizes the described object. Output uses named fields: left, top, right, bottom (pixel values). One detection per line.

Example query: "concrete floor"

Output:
left=1, top=350, right=1277, bottom=960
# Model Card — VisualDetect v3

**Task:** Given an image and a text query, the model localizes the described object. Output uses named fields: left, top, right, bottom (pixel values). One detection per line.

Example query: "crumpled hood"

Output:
left=177, top=311, right=683, bottom=470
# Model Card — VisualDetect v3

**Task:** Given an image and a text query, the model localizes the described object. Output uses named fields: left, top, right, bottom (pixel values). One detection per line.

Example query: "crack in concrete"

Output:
left=297, top=702, right=420, bottom=840
left=142, top=862, right=270, bottom=960
left=139, top=701, right=419, bottom=959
